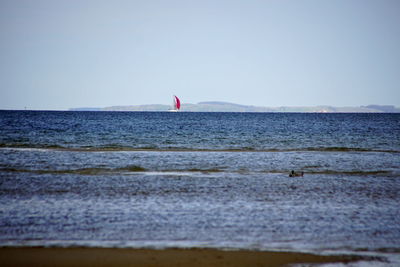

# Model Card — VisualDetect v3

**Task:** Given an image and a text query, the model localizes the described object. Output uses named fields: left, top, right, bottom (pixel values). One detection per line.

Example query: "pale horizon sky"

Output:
left=1, top=0, right=400, bottom=110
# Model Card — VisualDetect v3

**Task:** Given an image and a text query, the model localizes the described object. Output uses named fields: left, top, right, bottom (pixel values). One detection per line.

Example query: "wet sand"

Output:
left=0, top=247, right=373, bottom=267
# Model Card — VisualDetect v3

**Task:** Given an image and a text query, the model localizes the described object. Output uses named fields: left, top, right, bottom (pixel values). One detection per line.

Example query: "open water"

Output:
left=1, top=111, right=400, bottom=265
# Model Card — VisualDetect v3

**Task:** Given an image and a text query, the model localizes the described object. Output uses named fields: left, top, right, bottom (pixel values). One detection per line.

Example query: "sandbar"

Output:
left=0, top=247, right=377, bottom=267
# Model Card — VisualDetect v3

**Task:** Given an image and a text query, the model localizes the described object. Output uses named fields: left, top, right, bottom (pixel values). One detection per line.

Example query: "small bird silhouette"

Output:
left=289, top=170, right=304, bottom=177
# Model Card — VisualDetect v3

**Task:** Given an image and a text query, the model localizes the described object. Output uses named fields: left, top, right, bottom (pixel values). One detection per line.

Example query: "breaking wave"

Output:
left=0, top=166, right=395, bottom=177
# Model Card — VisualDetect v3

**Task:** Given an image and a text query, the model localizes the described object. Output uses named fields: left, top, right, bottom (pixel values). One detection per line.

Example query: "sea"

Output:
left=1, top=111, right=399, bottom=265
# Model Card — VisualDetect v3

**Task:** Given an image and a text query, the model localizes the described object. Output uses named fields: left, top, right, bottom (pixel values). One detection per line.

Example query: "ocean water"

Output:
left=1, top=111, right=400, bottom=264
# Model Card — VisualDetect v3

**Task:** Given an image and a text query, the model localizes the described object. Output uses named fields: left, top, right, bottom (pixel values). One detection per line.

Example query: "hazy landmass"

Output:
left=70, top=102, right=400, bottom=113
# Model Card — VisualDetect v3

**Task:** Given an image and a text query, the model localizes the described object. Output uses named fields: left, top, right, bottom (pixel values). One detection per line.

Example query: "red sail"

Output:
left=175, top=96, right=181, bottom=110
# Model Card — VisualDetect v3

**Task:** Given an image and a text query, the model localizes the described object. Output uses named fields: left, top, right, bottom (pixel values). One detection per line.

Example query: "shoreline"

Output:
left=0, top=247, right=380, bottom=267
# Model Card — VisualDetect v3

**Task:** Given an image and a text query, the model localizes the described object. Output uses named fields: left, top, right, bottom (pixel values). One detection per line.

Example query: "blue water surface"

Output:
left=1, top=111, right=399, bottom=265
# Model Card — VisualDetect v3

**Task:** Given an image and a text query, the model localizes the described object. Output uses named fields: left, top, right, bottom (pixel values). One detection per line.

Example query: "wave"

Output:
left=1, top=145, right=399, bottom=154
left=0, top=165, right=147, bottom=176
left=304, top=146, right=377, bottom=152
left=0, top=165, right=227, bottom=176
left=304, top=170, right=395, bottom=176
left=0, top=166, right=396, bottom=177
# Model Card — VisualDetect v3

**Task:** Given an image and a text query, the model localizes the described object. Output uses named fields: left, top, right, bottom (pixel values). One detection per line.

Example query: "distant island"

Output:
left=70, top=102, right=400, bottom=113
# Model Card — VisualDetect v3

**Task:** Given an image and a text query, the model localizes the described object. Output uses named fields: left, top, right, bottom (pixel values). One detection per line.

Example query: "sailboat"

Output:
left=169, top=95, right=181, bottom=112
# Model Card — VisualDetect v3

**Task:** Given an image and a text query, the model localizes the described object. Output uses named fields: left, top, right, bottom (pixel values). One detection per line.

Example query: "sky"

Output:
left=1, top=0, right=399, bottom=110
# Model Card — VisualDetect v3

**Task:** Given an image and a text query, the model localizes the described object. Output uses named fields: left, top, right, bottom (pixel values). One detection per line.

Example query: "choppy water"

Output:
left=1, top=111, right=399, bottom=264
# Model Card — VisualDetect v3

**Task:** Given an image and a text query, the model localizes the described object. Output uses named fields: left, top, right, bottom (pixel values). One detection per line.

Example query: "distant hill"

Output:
left=103, top=104, right=170, bottom=112
left=362, top=105, right=400, bottom=113
left=70, top=102, right=400, bottom=113
left=69, top=107, right=102, bottom=111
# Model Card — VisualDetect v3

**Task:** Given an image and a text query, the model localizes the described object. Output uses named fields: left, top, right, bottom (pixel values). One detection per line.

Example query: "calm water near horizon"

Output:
left=1, top=111, right=400, bottom=265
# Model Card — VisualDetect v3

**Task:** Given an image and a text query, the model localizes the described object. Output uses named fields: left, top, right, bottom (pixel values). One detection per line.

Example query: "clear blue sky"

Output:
left=1, top=0, right=399, bottom=110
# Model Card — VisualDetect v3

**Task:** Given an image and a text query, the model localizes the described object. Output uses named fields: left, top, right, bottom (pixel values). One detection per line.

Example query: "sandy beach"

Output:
left=0, top=247, right=374, bottom=267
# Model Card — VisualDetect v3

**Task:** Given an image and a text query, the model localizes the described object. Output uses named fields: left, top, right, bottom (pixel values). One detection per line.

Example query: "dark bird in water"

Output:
left=289, top=170, right=304, bottom=177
